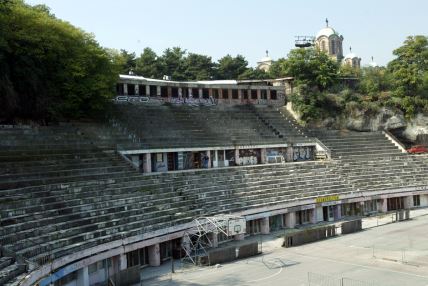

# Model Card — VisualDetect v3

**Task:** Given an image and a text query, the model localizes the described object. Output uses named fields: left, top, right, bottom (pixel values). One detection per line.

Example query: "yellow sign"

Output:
left=315, top=195, right=339, bottom=204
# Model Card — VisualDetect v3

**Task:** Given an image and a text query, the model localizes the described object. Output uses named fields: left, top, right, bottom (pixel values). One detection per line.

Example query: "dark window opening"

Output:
left=127, top=84, right=135, bottom=96
left=171, top=87, right=179, bottom=98
left=213, top=89, right=219, bottom=99
left=160, top=86, right=168, bottom=97
left=182, top=87, right=189, bottom=98
left=251, top=89, right=257, bottom=100
left=149, top=85, right=157, bottom=96
left=241, top=90, right=248, bottom=99
left=202, top=88, right=209, bottom=99
left=138, top=84, right=146, bottom=96
left=271, top=90, right=277, bottom=100
left=232, top=89, right=238, bottom=99
left=116, top=83, right=124, bottom=95
left=192, top=88, right=199, bottom=98
left=222, top=89, right=229, bottom=99
left=413, top=195, right=420, bottom=207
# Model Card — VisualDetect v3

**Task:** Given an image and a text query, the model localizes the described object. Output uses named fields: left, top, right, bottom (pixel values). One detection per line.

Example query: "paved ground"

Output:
left=141, top=209, right=428, bottom=286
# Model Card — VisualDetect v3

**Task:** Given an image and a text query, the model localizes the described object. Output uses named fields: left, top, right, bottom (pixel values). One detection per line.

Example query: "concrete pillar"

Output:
left=404, top=196, right=413, bottom=209
left=238, top=89, right=242, bottom=100
left=163, top=152, right=168, bottom=171
left=208, top=88, right=213, bottom=98
left=234, top=149, right=240, bottom=166
left=182, top=236, right=191, bottom=254
left=260, top=217, right=270, bottom=234
left=380, top=199, right=388, bottom=212
left=234, top=233, right=245, bottom=241
left=177, top=152, right=184, bottom=170
left=148, top=244, right=160, bottom=266
left=223, top=150, right=228, bottom=167
left=285, top=212, right=296, bottom=228
left=135, top=84, right=139, bottom=95
left=178, top=87, right=182, bottom=98
left=131, top=155, right=140, bottom=170
left=310, top=208, right=317, bottom=224
left=146, top=85, right=150, bottom=96
left=188, top=87, right=192, bottom=98
left=209, top=231, right=218, bottom=248
left=143, top=153, right=152, bottom=173
left=76, top=266, right=89, bottom=286
left=167, top=86, right=172, bottom=99
left=260, top=148, right=266, bottom=164
left=335, top=205, right=342, bottom=220
left=156, top=86, right=161, bottom=96
left=286, top=147, right=294, bottom=162
left=257, top=89, right=261, bottom=100
left=123, top=83, right=128, bottom=95
left=206, top=150, right=211, bottom=168
left=119, top=253, right=127, bottom=271
left=213, top=150, right=218, bottom=168
left=267, top=89, right=271, bottom=100
left=198, top=88, right=203, bottom=99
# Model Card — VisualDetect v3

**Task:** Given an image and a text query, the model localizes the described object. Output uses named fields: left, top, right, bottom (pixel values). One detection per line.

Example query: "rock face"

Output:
left=403, top=114, right=428, bottom=142
left=345, top=108, right=407, bottom=132
left=298, top=105, right=427, bottom=144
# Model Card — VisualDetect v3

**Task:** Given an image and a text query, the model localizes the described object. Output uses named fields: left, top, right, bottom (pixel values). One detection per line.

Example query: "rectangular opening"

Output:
left=251, top=89, right=257, bottom=100
left=127, top=84, right=135, bottom=96
left=171, top=87, right=179, bottom=98
left=149, top=85, right=157, bottom=96
left=413, top=195, right=420, bottom=206
left=232, top=89, right=238, bottom=99
left=222, top=89, right=229, bottom=99
left=213, top=89, right=219, bottom=99
left=160, top=86, right=168, bottom=97
left=202, top=88, right=209, bottom=99
left=182, top=87, right=189, bottom=98
left=192, top=88, right=199, bottom=98
left=261, top=90, right=267, bottom=100
left=241, top=90, right=248, bottom=99
left=138, top=84, right=146, bottom=96
left=271, top=90, right=277, bottom=100
left=116, top=83, right=124, bottom=95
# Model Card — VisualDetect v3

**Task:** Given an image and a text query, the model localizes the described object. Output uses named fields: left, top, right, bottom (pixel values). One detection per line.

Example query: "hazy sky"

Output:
left=26, top=0, right=427, bottom=67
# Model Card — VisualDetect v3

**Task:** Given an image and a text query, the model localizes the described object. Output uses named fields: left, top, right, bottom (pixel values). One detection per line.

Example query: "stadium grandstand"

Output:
left=0, top=75, right=427, bottom=286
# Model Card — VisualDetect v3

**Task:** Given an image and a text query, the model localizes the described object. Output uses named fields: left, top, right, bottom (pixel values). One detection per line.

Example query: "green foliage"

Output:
left=216, top=54, right=249, bottom=79
left=183, top=53, right=215, bottom=80
left=276, top=48, right=339, bottom=91
left=0, top=0, right=118, bottom=122
left=388, top=35, right=428, bottom=98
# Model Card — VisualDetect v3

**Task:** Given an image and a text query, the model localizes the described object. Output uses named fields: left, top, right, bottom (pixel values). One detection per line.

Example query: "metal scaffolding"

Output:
left=181, top=215, right=245, bottom=265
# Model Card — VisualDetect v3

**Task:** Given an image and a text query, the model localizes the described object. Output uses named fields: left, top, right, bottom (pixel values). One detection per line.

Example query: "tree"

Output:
left=183, top=53, right=215, bottom=80
left=159, top=47, right=187, bottom=80
left=117, top=49, right=136, bottom=75
left=388, top=35, right=428, bottom=97
left=238, top=68, right=269, bottom=80
left=135, top=47, right=162, bottom=78
left=216, top=54, right=249, bottom=79
left=268, top=58, right=288, bottom=78
left=0, top=0, right=118, bottom=122
left=358, top=66, right=390, bottom=96
left=283, top=48, right=339, bottom=91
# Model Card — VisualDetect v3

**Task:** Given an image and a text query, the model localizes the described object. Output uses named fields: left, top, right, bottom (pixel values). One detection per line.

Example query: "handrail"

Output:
left=382, top=129, right=407, bottom=153
left=314, top=138, right=332, bottom=159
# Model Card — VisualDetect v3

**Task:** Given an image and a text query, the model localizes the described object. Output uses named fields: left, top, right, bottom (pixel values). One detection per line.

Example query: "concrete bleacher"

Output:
left=0, top=110, right=427, bottom=285
left=111, top=104, right=310, bottom=149
left=310, top=130, right=428, bottom=192
left=0, top=124, right=351, bottom=281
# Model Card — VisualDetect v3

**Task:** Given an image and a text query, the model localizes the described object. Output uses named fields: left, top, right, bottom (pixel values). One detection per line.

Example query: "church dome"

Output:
left=259, top=56, right=272, bottom=63
left=344, top=52, right=358, bottom=59
left=316, top=27, right=339, bottom=39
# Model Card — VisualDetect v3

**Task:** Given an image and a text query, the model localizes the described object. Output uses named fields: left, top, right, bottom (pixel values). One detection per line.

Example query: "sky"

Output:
left=26, top=0, right=428, bottom=67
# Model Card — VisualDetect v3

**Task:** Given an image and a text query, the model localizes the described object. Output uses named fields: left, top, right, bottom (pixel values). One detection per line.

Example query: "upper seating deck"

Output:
left=111, top=104, right=314, bottom=149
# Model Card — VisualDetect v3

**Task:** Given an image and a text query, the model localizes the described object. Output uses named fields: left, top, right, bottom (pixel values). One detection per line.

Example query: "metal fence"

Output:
left=308, top=272, right=375, bottom=286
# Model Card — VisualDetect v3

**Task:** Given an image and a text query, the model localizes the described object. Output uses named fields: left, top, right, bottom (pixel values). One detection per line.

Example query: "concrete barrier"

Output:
left=283, top=225, right=336, bottom=248
left=341, top=219, right=362, bottom=234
